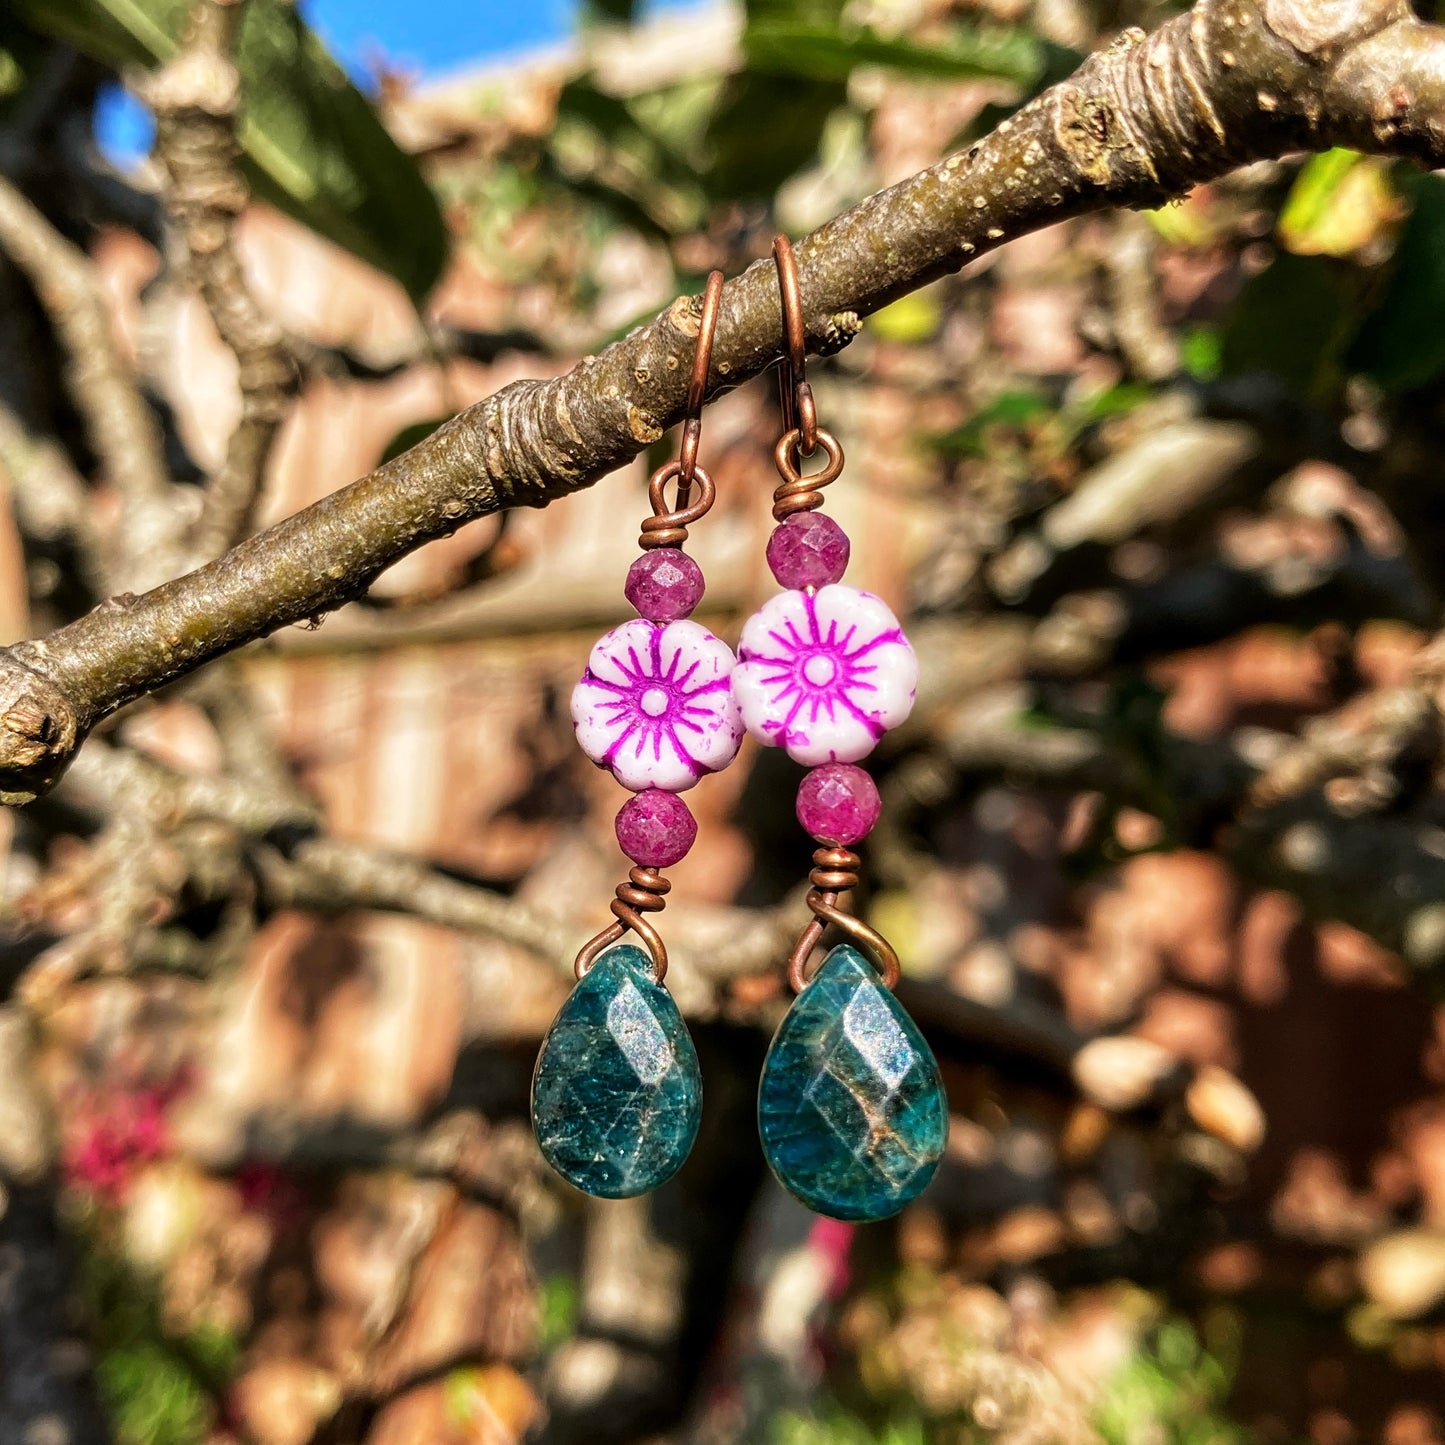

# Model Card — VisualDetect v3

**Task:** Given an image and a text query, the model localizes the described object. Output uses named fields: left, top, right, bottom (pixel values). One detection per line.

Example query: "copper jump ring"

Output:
left=575, top=868, right=672, bottom=982
left=772, top=235, right=819, bottom=456
left=786, top=847, right=901, bottom=994
left=676, top=269, right=724, bottom=509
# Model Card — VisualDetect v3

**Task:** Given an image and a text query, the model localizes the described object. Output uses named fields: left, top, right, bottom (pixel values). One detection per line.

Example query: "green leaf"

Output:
left=1278, top=148, right=1398, bottom=257
left=378, top=416, right=451, bottom=466
left=1073, top=380, right=1152, bottom=426
left=585, top=0, right=637, bottom=20
left=16, top=0, right=447, bottom=302
left=743, top=18, right=1046, bottom=86
left=928, top=388, right=1052, bottom=458
left=870, top=291, right=940, bottom=344
left=1179, top=324, right=1223, bottom=381
left=1347, top=170, right=1445, bottom=393
left=1220, top=250, right=1359, bottom=397
left=547, top=78, right=708, bottom=237
left=703, top=71, right=846, bottom=204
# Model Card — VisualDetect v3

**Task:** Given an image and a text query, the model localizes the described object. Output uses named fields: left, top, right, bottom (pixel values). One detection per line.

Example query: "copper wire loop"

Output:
left=773, top=235, right=819, bottom=456
left=575, top=867, right=672, bottom=982
left=675, top=269, right=724, bottom=508
left=640, top=459, right=716, bottom=548
left=771, top=427, right=844, bottom=520
left=786, top=847, right=902, bottom=993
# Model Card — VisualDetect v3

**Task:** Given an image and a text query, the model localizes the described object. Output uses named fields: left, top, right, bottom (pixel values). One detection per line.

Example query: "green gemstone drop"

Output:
left=532, top=944, right=702, bottom=1198
left=758, top=944, right=947, bottom=1221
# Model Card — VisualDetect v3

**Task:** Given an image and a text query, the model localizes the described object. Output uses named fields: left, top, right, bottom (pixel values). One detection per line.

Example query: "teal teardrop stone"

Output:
left=758, top=944, right=947, bottom=1221
left=532, top=944, right=702, bottom=1198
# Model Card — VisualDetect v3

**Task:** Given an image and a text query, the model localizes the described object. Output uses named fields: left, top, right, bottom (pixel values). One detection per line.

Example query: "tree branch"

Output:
left=0, top=177, right=173, bottom=562
left=146, top=0, right=297, bottom=563
left=0, top=0, right=1443, bottom=802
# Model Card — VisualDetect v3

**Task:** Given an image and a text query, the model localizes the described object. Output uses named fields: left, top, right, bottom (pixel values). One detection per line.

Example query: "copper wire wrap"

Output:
left=640, top=460, right=717, bottom=548
left=787, top=847, right=902, bottom=994
left=575, top=868, right=672, bottom=982
left=773, top=235, right=819, bottom=455
left=639, top=269, right=723, bottom=548
left=772, top=427, right=844, bottom=521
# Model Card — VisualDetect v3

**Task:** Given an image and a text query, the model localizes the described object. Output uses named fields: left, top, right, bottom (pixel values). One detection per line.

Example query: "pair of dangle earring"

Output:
left=533, top=243, right=948, bottom=1220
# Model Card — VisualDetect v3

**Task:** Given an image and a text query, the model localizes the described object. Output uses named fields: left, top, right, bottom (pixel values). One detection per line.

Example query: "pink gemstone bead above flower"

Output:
left=572, top=619, right=743, bottom=792
left=766, top=511, right=851, bottom=589
left=615, top=789, right=697, bottom=866
left=732, top=584, right=918, bottom=765
left=624, top=548, right=705, bottom=622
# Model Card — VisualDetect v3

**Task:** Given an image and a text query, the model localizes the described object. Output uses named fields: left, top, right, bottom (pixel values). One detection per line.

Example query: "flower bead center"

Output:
left=802, top=654, right=838, bottom=688
left=640, top=685, right=671, bottom=718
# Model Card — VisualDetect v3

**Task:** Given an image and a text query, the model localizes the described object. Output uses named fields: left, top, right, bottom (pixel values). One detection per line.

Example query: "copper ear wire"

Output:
left=772, top=236, right=818, bottom=456
left=576, top=272, right=724, bottom=983
left=676, top=269, right=723, bottom=507
left=771, top=236, right=843, bottom=521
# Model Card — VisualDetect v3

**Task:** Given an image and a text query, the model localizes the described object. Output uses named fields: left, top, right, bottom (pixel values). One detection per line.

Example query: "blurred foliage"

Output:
left=77, top=1230, right=239, bottom=1445
left=774, top=1410, right=929, bottom=1445
left=742, top=17, right=1056, bottom=86
left=1278, top=149, right=1399, bottom=258
left=1348, top=172, right=1445, bottom=392
left=1095, top=1317, right=1244, bottom=1445
left=538, top=1272, right=583, bottom=1351
left=770, top=1312, right=1244, bottom=1445
left=14, top=0, right=447, bottom=300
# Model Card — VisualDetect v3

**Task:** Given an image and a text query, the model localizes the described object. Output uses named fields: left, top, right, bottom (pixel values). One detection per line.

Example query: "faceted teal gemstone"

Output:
left=532, top=944, right=702, bottom=1198
left=758, top=944, right=947, bottom=1221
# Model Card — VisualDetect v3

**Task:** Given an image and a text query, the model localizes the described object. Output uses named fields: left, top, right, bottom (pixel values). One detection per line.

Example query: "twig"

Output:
left=0, top=176, right=175, bottom=572
left=0, top=399, right=108, bottom=598
left=58, top=738, right=318, bottom=836
left=1102, top=211, right=1181, bottom=382
left=1, top=0, right=1443, bottom=800
left=145, top=0, right=297, bottom=562
left=252, top=834, right=575, bottom=969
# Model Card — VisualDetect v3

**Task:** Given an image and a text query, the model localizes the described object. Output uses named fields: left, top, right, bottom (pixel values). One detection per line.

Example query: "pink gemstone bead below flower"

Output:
left=732, top=584, right=918, bottom=766
left=625, top=548, right=706, bottom=622
left=796, top=763, right=881, bottom=846
left=766, top=512, right=851, bottom=590
left=616, top=789, right=698, bottom=866
left=572, top=618, right=744, bottom=792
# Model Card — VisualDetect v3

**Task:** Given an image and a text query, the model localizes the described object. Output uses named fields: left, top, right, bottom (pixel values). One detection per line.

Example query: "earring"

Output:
left=532, top=274, right=741, bottom=1199
left=734, top=238, right=947, bottom=1223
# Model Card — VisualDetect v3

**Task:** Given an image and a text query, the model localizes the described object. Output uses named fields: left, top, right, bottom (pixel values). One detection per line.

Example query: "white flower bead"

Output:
left=572, top=618, right=744, bottom=792
left=732, top=584, right=917, bottom=765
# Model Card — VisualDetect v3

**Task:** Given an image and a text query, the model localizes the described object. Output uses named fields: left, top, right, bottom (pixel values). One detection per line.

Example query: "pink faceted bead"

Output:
left=616, top=789, right=698, bottom=866
left=625, top=548, right=705, bottom=622
left=796, top=763, right=881, bottom=846
left=766, top=512, right=851, bottom=589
